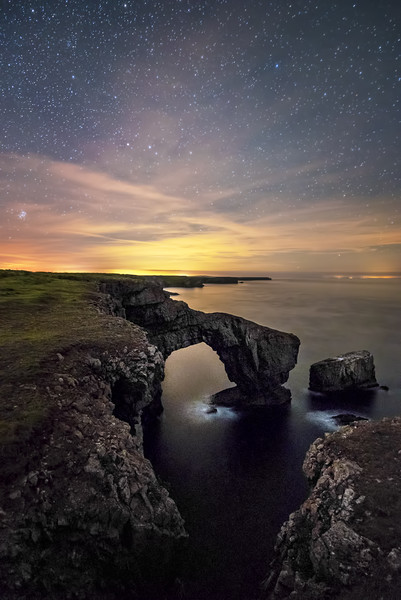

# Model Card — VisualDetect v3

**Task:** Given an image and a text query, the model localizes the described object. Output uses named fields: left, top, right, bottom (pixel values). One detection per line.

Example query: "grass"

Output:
left=0, top=270, right=147, bottom=456
left=0, top=272, right=90, bottom=449
left=0, top=267, right=227, bottom=454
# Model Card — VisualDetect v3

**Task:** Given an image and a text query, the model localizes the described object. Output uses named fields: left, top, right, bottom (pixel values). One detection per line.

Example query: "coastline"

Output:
left=1, top=270, right=400, bottom=599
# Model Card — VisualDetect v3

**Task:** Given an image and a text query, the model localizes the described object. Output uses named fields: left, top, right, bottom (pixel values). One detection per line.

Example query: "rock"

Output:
left=0, top=318, right=186, bottom=599
left=332, top=413, right=368, bottom=425
left=309, top=350, right=378, bottom=392
left=211, top=384, right=291, bottom=406
left=262, top=417, right=401, bottom=599
left=100, top=279, right=300, bottom=405
left=204, top=406, right=218, bottom=414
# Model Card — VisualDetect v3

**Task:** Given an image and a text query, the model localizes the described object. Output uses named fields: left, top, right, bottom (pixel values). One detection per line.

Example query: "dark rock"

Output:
left=0, top=318, right=186, bottom=599
left=262, top=417, right=401, bottom=599
left=380, top=385, right=390, bottom=391
left=204, top=406, right=218, bottom=414
left=309, top=350, right=378, bottom=392
left=332, top=413, right=368, bottom=425
left=100, top=279, right=300, bottom=406
left=211, top=385, right=291, bottom=407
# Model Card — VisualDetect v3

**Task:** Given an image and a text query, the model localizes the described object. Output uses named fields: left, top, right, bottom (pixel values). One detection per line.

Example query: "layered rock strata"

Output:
left=0, top=316, right=186, bottom=600
left=309, top=350, right=378, bottom=393
left=263, top=417, right=401, bottom=599
left=99, top=279, right=300, bottom=406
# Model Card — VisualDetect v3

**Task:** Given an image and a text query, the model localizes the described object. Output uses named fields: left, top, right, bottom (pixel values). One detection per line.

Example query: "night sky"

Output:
left=1, top=0, right=400, bottom=274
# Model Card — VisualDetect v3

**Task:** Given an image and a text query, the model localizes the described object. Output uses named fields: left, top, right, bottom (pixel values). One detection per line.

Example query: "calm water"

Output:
left=143, top=277, right=401, bottom=600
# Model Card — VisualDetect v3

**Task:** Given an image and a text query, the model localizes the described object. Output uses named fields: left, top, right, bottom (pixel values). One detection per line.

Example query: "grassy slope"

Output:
left=0, top=271, right=99, bottom=448
left=0, top=270, right=148, bottom=451
left=0, top=269, right=210, bottom=455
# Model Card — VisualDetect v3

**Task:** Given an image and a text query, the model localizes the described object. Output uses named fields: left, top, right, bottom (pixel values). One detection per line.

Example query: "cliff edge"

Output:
left=0, top=270, right=299, bottom=598
left=0, top=273, right=187, bottom=599
left=263, top=417, right=401, bottom=599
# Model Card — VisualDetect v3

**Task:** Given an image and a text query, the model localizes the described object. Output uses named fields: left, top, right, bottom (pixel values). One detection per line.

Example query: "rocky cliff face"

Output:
left=0, top=315, right=186, bottom=600
left=1, top=278, right=300, bottom=599
left=99, top=279, right=300, bottom=405
left=263, top=417, right=401, bottom=599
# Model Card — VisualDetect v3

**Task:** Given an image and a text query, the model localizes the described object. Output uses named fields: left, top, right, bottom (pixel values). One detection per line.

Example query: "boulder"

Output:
left=309, top=350, right=378, bottom=393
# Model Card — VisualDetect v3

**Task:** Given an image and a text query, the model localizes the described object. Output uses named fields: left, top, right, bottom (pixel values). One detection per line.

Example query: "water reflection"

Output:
left=307, top=387, right=378, bottom=414
left=143, top=278, right=401, bottom=600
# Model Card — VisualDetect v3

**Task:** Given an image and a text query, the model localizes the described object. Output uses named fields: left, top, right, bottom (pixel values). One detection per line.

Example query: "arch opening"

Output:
left=162, top=342, right=235, bottom=405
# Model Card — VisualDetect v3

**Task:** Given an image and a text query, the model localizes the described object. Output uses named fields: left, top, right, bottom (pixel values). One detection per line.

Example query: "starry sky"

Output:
left=1, top=0, right=400, bottom=275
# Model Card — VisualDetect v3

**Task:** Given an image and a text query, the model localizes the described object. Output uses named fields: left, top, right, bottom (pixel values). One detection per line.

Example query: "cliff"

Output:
left=0, top=271, right=299, bottom=599
left=263, top=417, right=401, bottom=599
left=0, top=311, right=187, bottom=599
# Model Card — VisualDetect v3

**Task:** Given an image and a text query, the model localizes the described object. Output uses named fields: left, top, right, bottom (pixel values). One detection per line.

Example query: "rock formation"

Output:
left=262, top=417, right=401, bottom=599
left=0, top=275, right=300, bottom=599
left=0, top=316, right=186, bottom=599
left=309, top=350, right=378, bottom=393
left=99, top=279, right=300, bottom=406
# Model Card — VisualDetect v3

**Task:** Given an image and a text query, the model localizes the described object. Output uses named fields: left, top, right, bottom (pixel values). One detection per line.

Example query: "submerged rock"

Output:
left=309, top=350, right=378, bottom=393
left=332, top=413, right=368, bottom=425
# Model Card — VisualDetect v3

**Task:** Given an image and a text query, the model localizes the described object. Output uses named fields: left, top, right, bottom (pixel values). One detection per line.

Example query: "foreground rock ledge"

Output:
left=309, top=350, right=378, bottom=393
left=262, top=417, right=401, bottom=599
left=0, top=317, right=187, bottom=600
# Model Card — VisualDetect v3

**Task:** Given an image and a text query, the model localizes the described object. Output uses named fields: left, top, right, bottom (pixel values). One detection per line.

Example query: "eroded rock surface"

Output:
left=0, top=317, right=186, bottom=600
left=309, top=350, right=378, bottom=393
left=0, top=277, right=300, bottom=598
left=100, top=279, right=300, bottom=405
left=262, top=417, right=401, bottom=599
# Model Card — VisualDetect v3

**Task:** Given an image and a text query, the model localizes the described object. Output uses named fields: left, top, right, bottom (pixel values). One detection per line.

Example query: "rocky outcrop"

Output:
left=99, top=279, right=300, bottom=405
left=309, top=350, right=378, bottom=393
left=0, top=275, right=301, bottom=598
left=0, top=316, right=186, bottom=600
left=262, top=417, right=401, bottom=599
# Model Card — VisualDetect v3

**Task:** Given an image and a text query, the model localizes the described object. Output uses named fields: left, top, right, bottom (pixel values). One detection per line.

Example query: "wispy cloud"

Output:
left=1, top=153, right=400, bottom=273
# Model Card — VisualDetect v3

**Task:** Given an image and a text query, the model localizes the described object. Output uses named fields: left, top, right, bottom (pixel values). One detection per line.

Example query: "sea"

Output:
left=143, top=274, right=401, bottom=600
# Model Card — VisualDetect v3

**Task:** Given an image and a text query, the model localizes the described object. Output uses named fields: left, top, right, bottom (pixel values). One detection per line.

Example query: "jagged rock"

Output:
left=262, top=417, right=401, bottom=599
left=1, top=277, right=300, bottom=598
left=309, top=350, right=378, bottom=392
left=100, top=280, right=300, bottom=405
left=0, top=318, right=186, bottom=599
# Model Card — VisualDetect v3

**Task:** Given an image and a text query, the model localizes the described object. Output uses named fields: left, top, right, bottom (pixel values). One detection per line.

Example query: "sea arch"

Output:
left=101, top=280, right=300, bottom=406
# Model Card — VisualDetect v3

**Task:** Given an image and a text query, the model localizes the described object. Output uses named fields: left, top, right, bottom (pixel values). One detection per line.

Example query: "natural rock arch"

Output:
left=100, top=280, right=300, bottom=406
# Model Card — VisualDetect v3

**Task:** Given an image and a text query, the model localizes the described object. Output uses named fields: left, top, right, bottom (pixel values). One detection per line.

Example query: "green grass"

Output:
left=0, top=270, right=145, bottom=452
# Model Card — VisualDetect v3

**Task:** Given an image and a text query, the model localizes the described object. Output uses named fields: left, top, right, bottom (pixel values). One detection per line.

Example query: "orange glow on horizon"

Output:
left=1, top=154, right=400, bottom=276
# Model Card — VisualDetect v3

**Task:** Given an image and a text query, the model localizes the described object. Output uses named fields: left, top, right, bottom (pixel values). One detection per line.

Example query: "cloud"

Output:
left=0, top=152, right=400, bottom=273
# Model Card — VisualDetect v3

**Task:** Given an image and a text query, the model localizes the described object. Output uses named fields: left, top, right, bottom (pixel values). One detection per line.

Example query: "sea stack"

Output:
left=309, top=350, right=378, bottom=392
